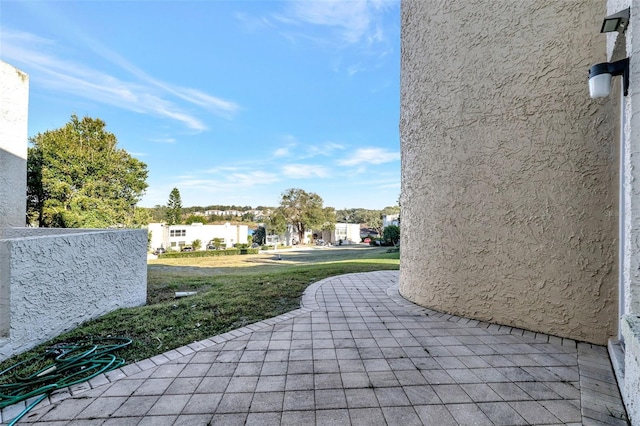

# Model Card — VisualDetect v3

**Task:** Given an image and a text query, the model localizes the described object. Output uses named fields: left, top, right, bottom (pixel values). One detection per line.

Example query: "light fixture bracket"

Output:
left=600, top=8, right=630, bottom=33
left=588, top=58, right=630, bottom=98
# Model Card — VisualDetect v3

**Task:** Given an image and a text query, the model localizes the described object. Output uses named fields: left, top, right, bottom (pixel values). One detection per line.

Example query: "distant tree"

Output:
left=383, top=224, right=400, bottom=246
left=207, top=214, right=225, bottom=223
left=132, top=207, right=152, bottom=226
left=336, top=208, right=358, bottom=223
left=166, top=188, right=182, bottom=225
left=359, top=209, right=384, bottom=237
left=212, top=237, right=225, bottom=249
left=267, top=209, right=288, bottom=238
left=148, top=205, right=168, bottom=222
left=381, top=205, right=401, bottom=216
left=26, top=115, right=148, bottom=228
left=277, top=188, right=327, bottom=244
left=191, top=239, right=202, bottom=251
left=321, top=207, right=337, bottom=231
left=184, top=214, right=205, bottom=225
left=253, top=226, right=266, bottom=245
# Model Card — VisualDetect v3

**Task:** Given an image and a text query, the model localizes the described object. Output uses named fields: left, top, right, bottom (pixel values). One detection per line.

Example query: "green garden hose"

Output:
left=0, top=337, right=131, bottom=424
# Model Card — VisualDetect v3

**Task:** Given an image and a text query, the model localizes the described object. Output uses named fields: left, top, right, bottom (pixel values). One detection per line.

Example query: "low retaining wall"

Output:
left=0, top=228, right=147, bottom=361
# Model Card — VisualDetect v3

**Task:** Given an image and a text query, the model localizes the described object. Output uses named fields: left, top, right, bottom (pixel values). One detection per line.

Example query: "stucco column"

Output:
left=0, top=61, right=29, bottom=227
left=0, top=61, right=29, bottom=339
left=400, top=0, right=617, bottom=344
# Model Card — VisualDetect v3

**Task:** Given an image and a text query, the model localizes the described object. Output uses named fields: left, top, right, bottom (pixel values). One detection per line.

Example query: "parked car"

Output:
left=181, top=246, right=194, bottom=252
left=206, top=245, right=216, bottom=250
left=153, top=247, right=166, bottom=255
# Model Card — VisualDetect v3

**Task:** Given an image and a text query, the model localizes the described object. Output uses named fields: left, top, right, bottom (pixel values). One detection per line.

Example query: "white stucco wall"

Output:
left=606, top=0, right=640, bottom=422
left=330, top=223, right=361, bottom=244
left=0, top=229, right=148, bottom=361
left=0, top=61, right=28, bottom=227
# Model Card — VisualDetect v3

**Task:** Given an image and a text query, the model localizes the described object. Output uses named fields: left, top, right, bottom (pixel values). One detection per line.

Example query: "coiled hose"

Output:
left=0, top=337, right=131, bottom=425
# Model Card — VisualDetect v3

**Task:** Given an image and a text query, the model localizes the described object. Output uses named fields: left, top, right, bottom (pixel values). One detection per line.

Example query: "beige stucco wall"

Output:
left=400, top=0, right=617, bottom=344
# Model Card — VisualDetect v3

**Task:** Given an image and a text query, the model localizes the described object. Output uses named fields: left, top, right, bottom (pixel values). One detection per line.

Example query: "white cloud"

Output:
left=288, top=0, right=372, bottom=45
left=149, top=137, right=177, bottom=144
left=303, top=142, right=345, bottom=158
left=275, top=0, right=395, bottom=48
left=203, top=166, right=243, bottom=174
left=175, top=170, right=281, bottom=194
left=273, top=147, right=290, bottom=157
left=282, top=164, right=330, bottom=178
left=0, top=28, right=239, bottom=131
left=337, top=148, right=400, bottom=166
left=235, top=12, right=276, bottom=31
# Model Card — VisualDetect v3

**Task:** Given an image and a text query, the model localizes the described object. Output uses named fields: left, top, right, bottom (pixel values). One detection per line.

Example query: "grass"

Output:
left=0, top=246, right=398, bottom=376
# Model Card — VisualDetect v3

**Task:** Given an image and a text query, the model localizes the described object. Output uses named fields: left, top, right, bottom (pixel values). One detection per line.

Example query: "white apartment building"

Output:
left=148, top=222, right=248, bottom=251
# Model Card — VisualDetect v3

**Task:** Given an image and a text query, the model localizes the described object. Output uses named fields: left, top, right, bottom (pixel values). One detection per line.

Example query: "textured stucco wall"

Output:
left=606, top=0, right=640, bottom=421
left=622, top=316, right=640, bottom=424
left=400, top=0, right=617, bottom=344
left=0, top=229, right=147, bottom=361
left=613, top=0, right=640, bottom=325
left=0, top=61, right=29, bottom=227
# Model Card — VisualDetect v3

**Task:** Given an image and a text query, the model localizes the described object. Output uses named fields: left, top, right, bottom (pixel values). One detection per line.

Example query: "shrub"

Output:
left=157, top=248, right=260, bottom=259
left=158, top=249, right=240, bottom=259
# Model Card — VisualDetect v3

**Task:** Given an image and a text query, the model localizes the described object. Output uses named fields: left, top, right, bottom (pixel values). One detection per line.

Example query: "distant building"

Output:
left=382, top=214, right=399, bottom=228
left=148, top=222, right=248, bottom=251
left=314, top=223, right=361, bottom=245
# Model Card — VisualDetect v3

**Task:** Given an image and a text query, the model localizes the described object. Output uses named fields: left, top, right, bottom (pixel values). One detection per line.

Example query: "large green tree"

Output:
left=276, top=188, right=333, bottom=244
left=383, top=224, right=400, bottom=246
left=267, top=209, right=288, bottom=239
left=166, top=187, right=182, bottom=225
left=27, top=115, right=148, bottom=228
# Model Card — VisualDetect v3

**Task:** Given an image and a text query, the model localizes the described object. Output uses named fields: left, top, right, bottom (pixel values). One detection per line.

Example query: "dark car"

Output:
left=153, top=247, right=166, bottom=255
left=181, top=246, right=194, bottom=252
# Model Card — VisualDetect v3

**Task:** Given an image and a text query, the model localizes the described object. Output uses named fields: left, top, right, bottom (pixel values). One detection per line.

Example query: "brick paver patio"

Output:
left=1, top=271, right=629, bottom=425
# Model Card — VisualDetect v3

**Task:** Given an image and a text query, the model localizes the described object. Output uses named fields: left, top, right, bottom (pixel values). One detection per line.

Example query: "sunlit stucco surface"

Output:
left=400, top=0, right=617, bottom=344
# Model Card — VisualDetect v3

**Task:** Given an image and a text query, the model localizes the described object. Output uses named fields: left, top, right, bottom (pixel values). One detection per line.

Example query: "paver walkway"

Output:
left=2, top=271, right=629, bottom=425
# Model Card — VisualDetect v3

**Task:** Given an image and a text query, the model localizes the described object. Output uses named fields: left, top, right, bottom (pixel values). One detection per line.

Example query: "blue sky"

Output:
left=1, top=0, right=400, bottom=210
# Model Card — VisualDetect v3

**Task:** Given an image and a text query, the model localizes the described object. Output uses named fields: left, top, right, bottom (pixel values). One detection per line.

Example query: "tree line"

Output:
left=24, top=115, right=399, bottom=242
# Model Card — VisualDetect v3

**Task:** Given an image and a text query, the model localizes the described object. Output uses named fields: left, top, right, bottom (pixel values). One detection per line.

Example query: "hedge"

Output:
left=261, top=245, right=293, bottom=250
left=157, top=248, right=259, bottom=259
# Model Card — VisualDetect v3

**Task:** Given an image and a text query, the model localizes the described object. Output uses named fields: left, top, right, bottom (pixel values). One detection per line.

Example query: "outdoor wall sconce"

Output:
left=589, top=58, right=630, bottom=98
left=600, top=8, right=630, bottom=33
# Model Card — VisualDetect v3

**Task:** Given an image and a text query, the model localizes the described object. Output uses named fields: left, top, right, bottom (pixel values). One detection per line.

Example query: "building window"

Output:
left=170, top=229, right=186, bottom=237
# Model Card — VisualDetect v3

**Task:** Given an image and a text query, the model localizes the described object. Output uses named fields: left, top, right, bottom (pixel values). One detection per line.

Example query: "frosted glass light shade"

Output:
left=589, top=73, right=611, bottom=98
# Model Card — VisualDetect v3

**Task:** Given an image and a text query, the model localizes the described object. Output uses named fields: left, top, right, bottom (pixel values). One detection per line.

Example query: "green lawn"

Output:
left=1, top=246, right=399, bottom=374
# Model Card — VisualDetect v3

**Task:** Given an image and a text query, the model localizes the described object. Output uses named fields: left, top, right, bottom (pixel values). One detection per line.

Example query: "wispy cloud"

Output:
left=235, top=12, right=276, bottom=32
left=149, top=137, right=177, bottom=144
left=337, top=147, right=400, bottom=166
left=282, top=164, right=330, bottom=178
left=176, top=170, right=281, bottom=192
left=285, top=0, right=385, bottom=46
left=306, top=142, right=345, bottom=157
left=269, top=0, right=397, bottom=75
left=0, top=28, right=239, bottom=131
left=273, top=147, right=290, bottom=157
